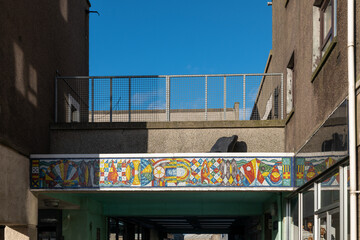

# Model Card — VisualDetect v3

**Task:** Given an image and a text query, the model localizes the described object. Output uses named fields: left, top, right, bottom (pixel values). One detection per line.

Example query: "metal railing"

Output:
left=55, top=73, right=283, bottom=123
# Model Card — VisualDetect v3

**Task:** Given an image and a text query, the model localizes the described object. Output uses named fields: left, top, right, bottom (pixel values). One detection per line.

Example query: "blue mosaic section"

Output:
left=294, top=154, right=347, bottom=187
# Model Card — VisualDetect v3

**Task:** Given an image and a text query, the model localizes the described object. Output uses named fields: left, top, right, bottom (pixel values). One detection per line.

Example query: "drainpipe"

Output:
left=277, top=193, right=282, bottom=240
left=348, top=0, right=357, bottom=239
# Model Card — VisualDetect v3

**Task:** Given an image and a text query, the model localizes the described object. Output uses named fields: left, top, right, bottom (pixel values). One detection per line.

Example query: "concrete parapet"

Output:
left=49, top=120, right=285, bottom=153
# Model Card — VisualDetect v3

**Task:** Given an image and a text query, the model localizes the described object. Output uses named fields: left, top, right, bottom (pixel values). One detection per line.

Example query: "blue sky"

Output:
left=89, top=1, right=273, bottom=76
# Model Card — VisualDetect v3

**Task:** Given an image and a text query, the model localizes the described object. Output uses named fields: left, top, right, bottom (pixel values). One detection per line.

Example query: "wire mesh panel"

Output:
left=244, top=75, right=263, bottom=120
left=92, top=78, right=111, bottom=122
left=225, top=76, right=243, bottom=120
left=130, top=77, right=166, bottom=122
left=207, top=76, right=225, bottom=121
left=111, top=77, right=131, bottom=122
left=170, top=76, right=205, bottom=121
left=55, top=74, right=283, bottom=123
left=248, top=75, right=282, bottom=120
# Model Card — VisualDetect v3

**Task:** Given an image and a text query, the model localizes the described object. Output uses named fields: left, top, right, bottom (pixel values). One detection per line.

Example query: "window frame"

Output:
left=286, top=52, right=295, bottom=115
left=317, top=208, right=340, bottom=240
left=320, top=0, right=334, bottom=52
left=67, top=94, right=80, bottom=123
left=286, top=161, right=348, bottom=240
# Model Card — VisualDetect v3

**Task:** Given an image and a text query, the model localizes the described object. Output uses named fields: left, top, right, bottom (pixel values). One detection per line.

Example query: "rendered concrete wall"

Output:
left=49, top=121, right=285, bottom=153
left=0, top=144, right=37, bottom=236
left=0, top=0, right=89, bottom=155
left=4, top=226, right=37, bottom=240
left=268, top=0, right=349, bottom=153
left=0, top=0, right=90, bottom=237
left=146, top=128, right=283, bottom=153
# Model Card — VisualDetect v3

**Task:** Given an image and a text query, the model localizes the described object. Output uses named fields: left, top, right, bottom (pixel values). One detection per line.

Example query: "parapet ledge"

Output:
left=50, top=120, right=286, bottom=130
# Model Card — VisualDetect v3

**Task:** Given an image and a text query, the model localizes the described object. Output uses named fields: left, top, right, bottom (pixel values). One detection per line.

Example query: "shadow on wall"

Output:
left=50, top=122, right=149, bottom=154
left=0, top=0, right=89, bottom=153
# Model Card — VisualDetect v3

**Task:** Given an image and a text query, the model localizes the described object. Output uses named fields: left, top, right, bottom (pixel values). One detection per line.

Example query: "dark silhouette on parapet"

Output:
left=234, top=141, right=247, bottom=152
left=210, top=135, right=247, bottom=152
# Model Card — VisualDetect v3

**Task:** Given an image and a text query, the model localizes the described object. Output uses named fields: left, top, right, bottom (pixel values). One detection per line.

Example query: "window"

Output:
left=262, top=94, right=273, bottom=120
left=67, top=94, right=80, bottom=122
left=316, top=171, right=340, bottom=240
left=289, top=196, right=299, bottom=239
left=320, top=0, right=334, bottom=54
left=302, top=189, right=315, bottom=240
left=286, top=53, right=294, bottom=115
left=287, top=163, right=348, bottom=240
left=319, top=171, right=340, bottom=208
left=273, top=87, right=279, bottom=119
left=312, top=0, right=337, bottom=72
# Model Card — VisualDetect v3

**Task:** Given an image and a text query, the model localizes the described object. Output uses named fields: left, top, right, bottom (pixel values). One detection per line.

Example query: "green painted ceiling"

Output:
left=42, top=191, right=278, bottom=217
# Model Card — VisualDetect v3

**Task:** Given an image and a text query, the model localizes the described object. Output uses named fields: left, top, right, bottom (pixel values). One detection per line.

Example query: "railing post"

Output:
left=91, top=78, right=94, bottom=122
left=110, top=78, right=113, bottom=123
left=205, top=75, right=208, bottom=121
left=243, top=75, right=246, bottom=120
left=129, top=77, right=131, bottom=122
left=223, top=76, right=226, bottom=120
left=281, top=73, right=284, bottom=119
left=54, top=76, right=58, bottom=123
left=166, top=76, right=170, bottom=121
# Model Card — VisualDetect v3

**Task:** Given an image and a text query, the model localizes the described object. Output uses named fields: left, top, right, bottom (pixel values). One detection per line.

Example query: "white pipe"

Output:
left=348, top=0, right=357, bottom=239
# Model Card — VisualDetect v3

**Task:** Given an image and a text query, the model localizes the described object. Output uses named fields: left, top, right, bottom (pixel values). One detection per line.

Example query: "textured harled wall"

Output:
left=268, top=0, right=348, bottom=153
left=0, top=0, right=90, bottom=236
left=146, top=128, right=283, bottom=153
left=0, top=0, right=89, bottom=155
left=49, top=121, right=285, bottom=153
left=0, top=144, right=37, bottom=226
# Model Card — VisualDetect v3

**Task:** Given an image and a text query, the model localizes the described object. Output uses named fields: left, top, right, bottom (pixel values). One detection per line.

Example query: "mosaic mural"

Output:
left=31, top=159, right=100, bottom=189
left=295, top=155, right=347, bottom=187
left=31, top=157, right=293, bottom=189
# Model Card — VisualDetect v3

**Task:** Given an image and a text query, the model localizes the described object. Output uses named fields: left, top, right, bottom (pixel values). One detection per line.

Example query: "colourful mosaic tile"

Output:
left=31, top=157, right=295, bottom=189
left=31, top=159, right=99, bottom=189
left=295, top=155, right=347, bottom=187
